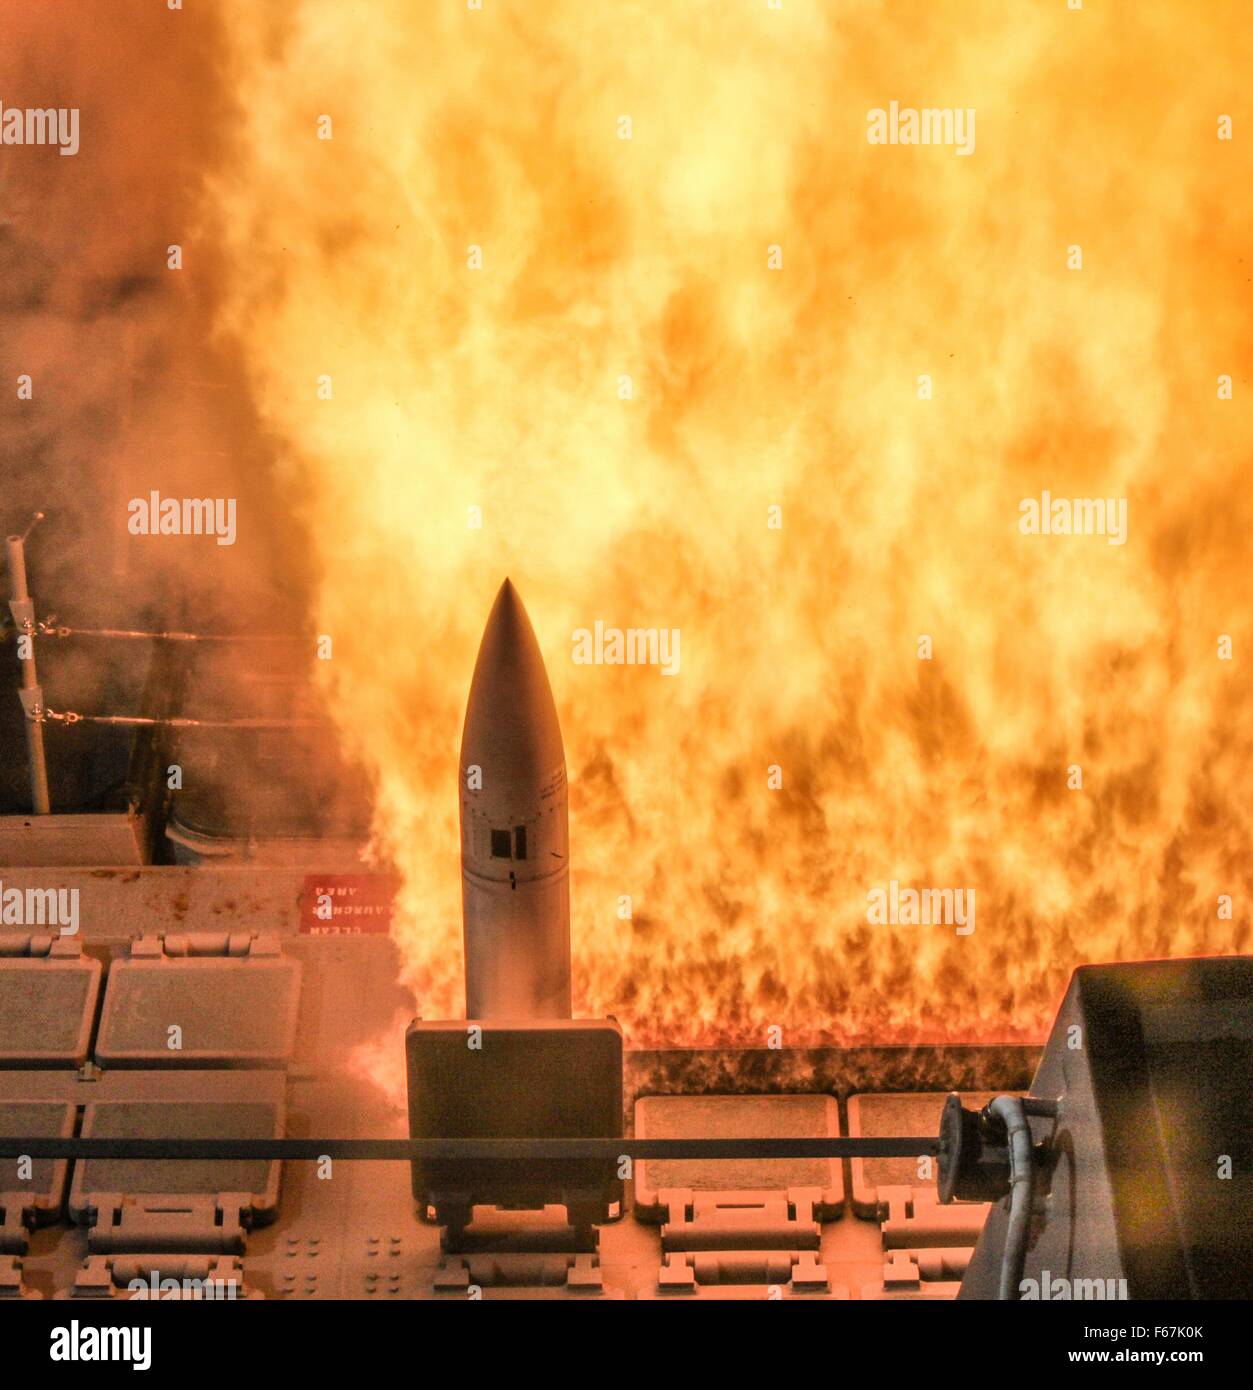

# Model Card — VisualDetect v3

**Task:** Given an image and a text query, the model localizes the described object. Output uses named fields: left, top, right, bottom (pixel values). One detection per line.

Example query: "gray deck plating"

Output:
left=0, top=870, right=1035, bottom=1299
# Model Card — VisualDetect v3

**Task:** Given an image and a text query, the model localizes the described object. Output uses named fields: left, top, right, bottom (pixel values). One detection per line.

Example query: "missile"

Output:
left=459, top=579, right=571, bottom=1019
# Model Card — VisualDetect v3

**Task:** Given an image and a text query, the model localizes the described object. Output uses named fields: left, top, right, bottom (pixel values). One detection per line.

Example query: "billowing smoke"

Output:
left=0, top=2, right=317, bottom=817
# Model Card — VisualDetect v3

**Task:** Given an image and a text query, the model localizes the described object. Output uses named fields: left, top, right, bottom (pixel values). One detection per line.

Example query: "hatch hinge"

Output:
left=82, top=1190, right=252, bottom=1254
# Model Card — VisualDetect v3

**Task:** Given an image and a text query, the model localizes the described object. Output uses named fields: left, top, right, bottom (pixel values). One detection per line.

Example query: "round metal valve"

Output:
left=936, top=1092, right=1013, bottom=1204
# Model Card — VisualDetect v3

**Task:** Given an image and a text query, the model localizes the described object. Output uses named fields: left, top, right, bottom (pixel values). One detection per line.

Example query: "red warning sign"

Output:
left=299, top=874, right=398, bottom=935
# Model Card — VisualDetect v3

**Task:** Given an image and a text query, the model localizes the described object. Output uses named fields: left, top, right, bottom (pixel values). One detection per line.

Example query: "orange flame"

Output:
left=211, top=1, right=1253, bottom=1046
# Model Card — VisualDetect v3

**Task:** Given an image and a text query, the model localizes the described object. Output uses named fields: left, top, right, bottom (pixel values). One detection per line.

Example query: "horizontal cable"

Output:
left=34, top=709, right=329, bottom=729
left=0, top=1136, right=938, bottom=1161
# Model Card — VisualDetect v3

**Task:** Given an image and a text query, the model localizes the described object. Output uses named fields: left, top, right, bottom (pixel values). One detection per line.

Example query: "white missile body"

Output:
left=459, top=579, right=571, bottom=1018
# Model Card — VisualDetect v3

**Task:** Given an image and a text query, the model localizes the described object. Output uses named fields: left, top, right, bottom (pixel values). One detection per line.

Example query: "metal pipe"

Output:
left=988, top=1094, right=1034, bottom=1300
left=40, top=711, right=329, bottom=730
left=5, top=531, right=51, bottom=813
left=41, top=625, right=309, bottom=643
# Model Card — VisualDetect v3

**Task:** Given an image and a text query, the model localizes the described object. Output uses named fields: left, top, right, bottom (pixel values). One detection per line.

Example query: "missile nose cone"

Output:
left=460, top=579, right=572, bottom=1019
left=461, top=579, right=564, bottom=777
